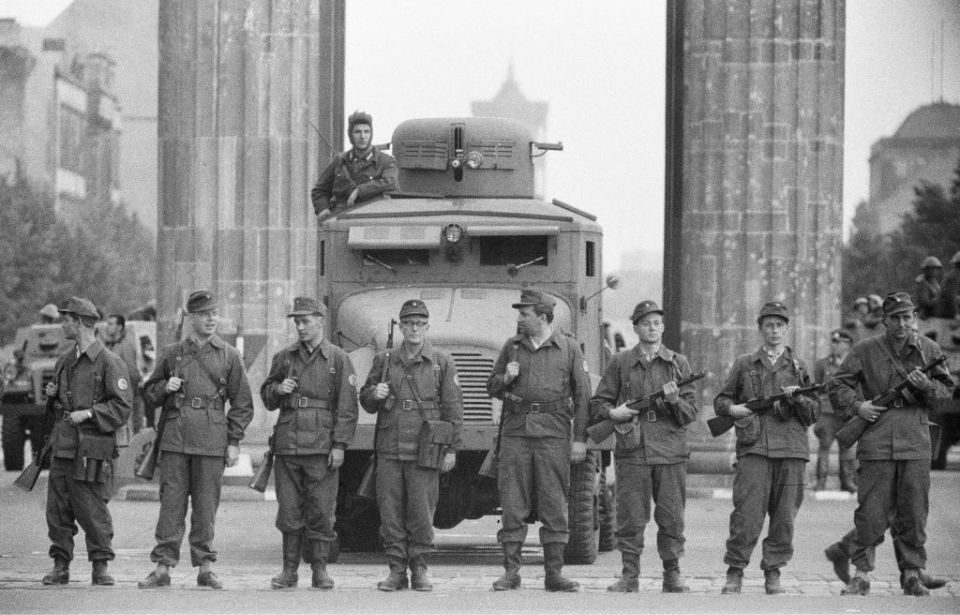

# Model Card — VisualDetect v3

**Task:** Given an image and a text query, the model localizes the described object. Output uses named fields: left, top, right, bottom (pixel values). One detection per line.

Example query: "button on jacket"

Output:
left=714, top=347, right=820, bottom=460
left=143, top=335, right=254, bottom=456
left=260, top=338, right=359, bottom=455
left=487, top=332, right=591, bottom=442
left=827, top=333, right=954, bottom=461
left=359, top=341, right=463, bottom=461
left=590, top=345, right=698, bottom=464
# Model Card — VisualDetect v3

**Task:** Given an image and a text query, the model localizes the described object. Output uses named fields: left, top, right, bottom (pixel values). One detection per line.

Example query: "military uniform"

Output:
left=591, top=333, right=698, bottom=591
left=359, top=302, right=462, bottom=590
left=142, top=294, right=254, bottom=574
left=311, top=147, right=398, bottom=216
left=103, top=328, right=142, bottom=433
left=827, top=294, right=953, bottom=588
left=44, top=297, right=131, bottom=586
left=261, top=313, right=358, bottom=587
left=714, top=303, right=820, bottom=593
left=812, top=330, right=857, bottom=491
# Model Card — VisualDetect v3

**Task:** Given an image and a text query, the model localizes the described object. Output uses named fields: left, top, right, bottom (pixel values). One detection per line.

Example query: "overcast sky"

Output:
left=6, top=0, right=960, bottom=271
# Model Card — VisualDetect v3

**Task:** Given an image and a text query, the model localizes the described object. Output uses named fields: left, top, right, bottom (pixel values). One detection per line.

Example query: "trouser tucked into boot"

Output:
left=543, top=543, right=579, bottom=592
left=271, top=532, right=301, bottom=589
left=377, top=555, right=408, bottom=591
left=409, top=555, right=432, bottom=591
left=42, top=557, right=70, bottom=585
left=492, top=542, right=522, bottom=590
left=662, top=558, right=688, bottom=593
left=311, top=540, right=334, bottom=590
left=91, top=560, right=114, bottom=586
left=607, top=552, right=639, bottom=592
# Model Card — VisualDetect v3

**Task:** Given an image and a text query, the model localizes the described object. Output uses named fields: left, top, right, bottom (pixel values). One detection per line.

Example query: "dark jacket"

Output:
left=143, top=335, right=254, bottom=456
left=487, top=331, right=592, bottom=442
left=310, top=148, right=398, bottom=215
left=260, top=338, right=359, bottom=455
left=827, top=332, right=954, bottom=461
left=714, top=346, right=820, bottom=460
left=590, top=344, right=698, bottom=463
left=50, top=340, right=132, bottom=459
left=359, top=341, right=463, bottom=461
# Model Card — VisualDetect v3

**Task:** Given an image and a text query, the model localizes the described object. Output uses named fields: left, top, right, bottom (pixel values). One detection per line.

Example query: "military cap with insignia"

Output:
left=288, top=296, right=327, bottom=318
left=186, top=290, right=217, bottom=313
left=631, top=300, right=663, bottom=324
left=757, top=301, right=790, bottom=324
left=882, top=291, right=915, bottom=316
left=58, top=296, right=100, bottom=321
left=511, top=289, right=557, bottom=310
left=399, top=299, right=429, bottom=319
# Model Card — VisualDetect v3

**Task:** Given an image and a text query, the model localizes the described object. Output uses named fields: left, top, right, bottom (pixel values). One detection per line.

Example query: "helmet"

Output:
left=920, top=256, right=942, bottom=269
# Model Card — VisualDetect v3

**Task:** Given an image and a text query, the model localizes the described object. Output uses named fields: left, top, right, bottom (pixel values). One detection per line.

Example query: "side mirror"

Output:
left=580, top=275, right=620, bottom=313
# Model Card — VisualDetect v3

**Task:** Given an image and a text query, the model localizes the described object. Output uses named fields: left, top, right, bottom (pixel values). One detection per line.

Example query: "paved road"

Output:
left=1, top=464, right=958, bottom=613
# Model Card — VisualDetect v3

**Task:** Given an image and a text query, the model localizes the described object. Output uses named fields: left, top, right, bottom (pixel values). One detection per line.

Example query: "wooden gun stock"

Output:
left=248, top=438, right=275, bottom=493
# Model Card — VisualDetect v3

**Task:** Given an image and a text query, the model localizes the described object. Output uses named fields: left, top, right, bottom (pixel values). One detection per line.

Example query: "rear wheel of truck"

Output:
left=598, top=477, right=617, bottom=553
left=564, top=450, right=599, bottom=565
left=2, top=415, right=26, bottom=471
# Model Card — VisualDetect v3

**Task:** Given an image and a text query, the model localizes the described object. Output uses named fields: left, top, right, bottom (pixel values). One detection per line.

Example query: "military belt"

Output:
left=504, top=393, right=567, bottom=414
left=291, top=396, right=330, bottom=410
left=188, top=396, right=221, bottom=409
left=398, top=399, right=437, bottom=411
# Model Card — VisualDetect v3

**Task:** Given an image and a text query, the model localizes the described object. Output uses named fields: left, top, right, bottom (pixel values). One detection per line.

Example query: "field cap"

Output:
left=399, top=299, right=429, bottom=319
left=882, top=292, right=914, bottom=317
left=58, top=297, right=99, bottom=321
left=757, top=301, right=790, bottom=324
left=511, top=289, right=556, bottom=310
left=186, top=290, right=217, bottom=313
left=288, top=297, right=327, bottom=318
left=631, top=300, right=663, bottom=324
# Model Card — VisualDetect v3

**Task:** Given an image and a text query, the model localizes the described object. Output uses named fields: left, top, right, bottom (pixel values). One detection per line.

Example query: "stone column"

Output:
left=157, top=0, right=345, bottom=439
left=666, top=0, right=845, bottom=466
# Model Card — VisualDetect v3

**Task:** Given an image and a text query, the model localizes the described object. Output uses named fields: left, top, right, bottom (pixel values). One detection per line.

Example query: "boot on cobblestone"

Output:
left=42, top=557, right=70, bottom=585
left=662, top=559, right=689, bottom=593
left=841, top=574, right=870, bottom=596
left=918, top=569, right=947, bottom=590
left=377, top=556, right=408, bottom=592
left=903, top=571, right=930, bottom=597
left=409, top=555, right=433, bottom=592
left=543, top=543, right=579, bottom=592
left=824, top=541, right=851, bottom=584
left=606, top=553, right=639, bottom=592
left=764, top=568, right=784, bottom=595
left=91, top=560, right=114, bottom=586
left=271, top=532, right=300, bottom=589
left=310, top=540, right=334, bottom=590
left=492, top=542, right=522, bottom=591
left=721, top=566, right=743, bottom=594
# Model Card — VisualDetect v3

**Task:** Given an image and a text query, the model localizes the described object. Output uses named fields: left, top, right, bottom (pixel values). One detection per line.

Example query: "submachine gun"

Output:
left=587, top=372, right=706, bottom=443
left=707, top=383, right=824, bottom=438
left=835, top=355, right=946, bottom=449
left=14, top=387, right=61, bottom=492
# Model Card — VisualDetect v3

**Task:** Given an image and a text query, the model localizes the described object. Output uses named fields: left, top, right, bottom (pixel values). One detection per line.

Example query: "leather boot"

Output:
left=543, top=543, right=579, bottom=592
left=721, top=566, right=743, bottom=594
left=91, top=560, right=114, bottom=586
left=841, top=575, right=870, bottom=596
left=824, top=541, right=851, bottom=584
left=903, top=571, right=930, bottom=597
left=764, top=568, right=784, bottom=595
left=839, top=459, right=857, bottom=493
left=492, top=542, right=522, bottom=590
left=377, top=556, right=408, bottom=592
left=919, top=569, right=947, bottom=590
left=271, top=532, right=301, bottom=589
left=409, top=555, right=433, bottom=592
left=607, top=552, right=639, bottom=592
left=310, top=540, right=334, bottom=590
left=662, top=559, right=689, bottom=593
left=42, top=557, right=70, bottom=585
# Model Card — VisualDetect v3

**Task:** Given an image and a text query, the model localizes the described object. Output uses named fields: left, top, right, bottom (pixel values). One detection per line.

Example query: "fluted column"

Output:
left=156, top=0, right=345, bottom=439
left=666, top=0, right=845, bottom=459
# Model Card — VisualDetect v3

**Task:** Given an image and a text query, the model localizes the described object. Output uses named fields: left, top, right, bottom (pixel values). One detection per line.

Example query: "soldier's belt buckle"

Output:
left=297, top=396, right=309, bottom=408
left=191, top=397, right=203, bottom=409
left=528, top=403, right=542, bottom=413
left=402, top=400, right=416, bottom=410
left=647, top=410, right=657, bottom=422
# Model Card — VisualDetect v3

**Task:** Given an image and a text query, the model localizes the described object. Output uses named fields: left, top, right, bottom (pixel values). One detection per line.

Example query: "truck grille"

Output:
left=451, top=352, right=494, bottom=423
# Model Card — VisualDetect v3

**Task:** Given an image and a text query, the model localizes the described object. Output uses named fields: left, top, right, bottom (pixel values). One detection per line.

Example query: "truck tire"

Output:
left=598, top=479, right=617, bottom=553
left=335, top=494, right=383, bottom=553
left=563, top=451, right=599, bottom=565
left=2, top=415, right=26, bottom=472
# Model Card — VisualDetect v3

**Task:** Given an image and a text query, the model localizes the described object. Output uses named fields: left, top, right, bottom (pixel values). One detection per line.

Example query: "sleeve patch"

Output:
left=117, top=378, right=129, bottom=391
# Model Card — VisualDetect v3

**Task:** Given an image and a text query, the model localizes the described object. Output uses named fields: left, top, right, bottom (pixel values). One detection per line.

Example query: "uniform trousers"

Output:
left=850, top=459, right=928, bottom=572
left=724, top=455, right=806, bottom=570
left=497, top=435, right=570, bottom=545
left=814, top=413, right=856, bottom=485
left=614, top=459, right=686, bottom=561
left=274, top=454, right=338, bottom=543
left=376, top=457, right=439, bottom=561
left=150, top=452, right=225, bottom=567
left=46, top=457, right=115, bottom=562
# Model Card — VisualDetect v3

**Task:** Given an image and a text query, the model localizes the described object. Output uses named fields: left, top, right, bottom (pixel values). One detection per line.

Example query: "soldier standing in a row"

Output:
left=42, top=298, right=132, bottom=586
left=812, top=328, right=856, bottom=492
left=138, top=291, right=254, bottom=590
left=714, top=302, right=820, bottom=595
left=360, top=300, right=463, bottom=592
left=486, top=289, right=591, bottom=593
left=261, top=297, right=358, bottom=590
left=590, top=300, right=699, bottom=593
left=828, top=292, right=954, bottom=597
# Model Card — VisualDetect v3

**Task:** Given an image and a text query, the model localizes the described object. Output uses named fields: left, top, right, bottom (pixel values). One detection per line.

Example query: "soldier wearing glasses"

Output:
left=359, top=300, right=463, bottom=592
left=261, top=297, right=359, bottom=590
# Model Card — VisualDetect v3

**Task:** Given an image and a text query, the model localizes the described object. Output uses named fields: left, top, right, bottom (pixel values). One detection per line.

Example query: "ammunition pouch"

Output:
left=418, top=420, right=454, bottom=470
left=614, top=419, right=642, bottom=451
left=734, top=415, right=761, bottom=447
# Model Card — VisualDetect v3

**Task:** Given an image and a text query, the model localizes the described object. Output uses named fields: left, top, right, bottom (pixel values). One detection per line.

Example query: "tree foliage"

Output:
left=842, top=157, right=960, bottom=309
left=0, top=168, right=156, bottom=344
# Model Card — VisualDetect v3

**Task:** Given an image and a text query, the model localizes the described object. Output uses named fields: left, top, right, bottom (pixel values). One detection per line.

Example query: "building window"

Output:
left=58, top=105, right=83, bottom=174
